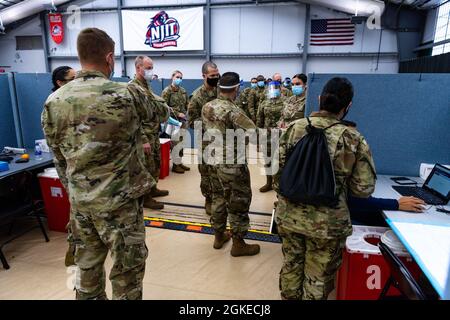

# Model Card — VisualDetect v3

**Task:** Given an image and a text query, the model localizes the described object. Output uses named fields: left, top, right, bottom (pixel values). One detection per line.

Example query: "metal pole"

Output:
left=8, top=73, right=24, bottom=148
left=117, top=0, right=126, bottom=77
left=40, top=12, right=51, bottom=73
left=302, top=4, right=310, bottom=74
left=206, top=0, right=211, bottom=61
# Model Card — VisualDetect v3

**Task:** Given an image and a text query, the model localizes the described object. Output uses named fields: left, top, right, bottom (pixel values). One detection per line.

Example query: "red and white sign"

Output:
left=49, top=13, right=64, bottom=44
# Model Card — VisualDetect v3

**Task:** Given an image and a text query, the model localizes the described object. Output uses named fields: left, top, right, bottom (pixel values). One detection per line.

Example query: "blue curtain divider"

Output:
left=305, top=73, right=450, bottom=176
left=0, top=74, right=18, bottom=149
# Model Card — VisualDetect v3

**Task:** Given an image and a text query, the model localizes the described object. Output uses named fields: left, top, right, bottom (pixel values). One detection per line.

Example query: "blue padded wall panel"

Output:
left=14, top=73, right=53, bottom=149
left=0, top=74, right=17, bottom=148
left=305, top=73, right=450, bottom=176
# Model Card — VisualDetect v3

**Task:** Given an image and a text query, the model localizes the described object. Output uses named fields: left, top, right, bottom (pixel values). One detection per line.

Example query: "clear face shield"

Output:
left=267, top=81, right=281, bottom=99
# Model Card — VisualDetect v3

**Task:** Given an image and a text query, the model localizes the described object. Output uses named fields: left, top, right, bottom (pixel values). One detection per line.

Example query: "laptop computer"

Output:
left=392, top=164, right=450, bottom=205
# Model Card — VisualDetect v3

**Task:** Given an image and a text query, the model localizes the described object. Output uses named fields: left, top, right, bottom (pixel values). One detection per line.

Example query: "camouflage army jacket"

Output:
left=41, top=70, right=155, bottom=213
left=257, top=96, right=286, bottom=129
left=236, top=87, right=253, bottom=118
left=247, top=86, right=266, bottom=122
left=161, top=84, right=189, bottom=115
left=188, top=84, right=218, bottom=128
left=273, top=112, right=377, bottom=239
left=130, top=77, right=170, bottom=140
left=202, top=95, right=257, bottom=164
left=279, top=94, right=306, bottom=127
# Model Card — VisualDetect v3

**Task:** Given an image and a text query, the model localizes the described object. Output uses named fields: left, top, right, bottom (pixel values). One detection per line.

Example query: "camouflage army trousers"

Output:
left=145, top=136, right=161, bottom=183
left=198, top=163, right=213, bottom=202
left=70, top=198, right=148, bottom=300
left=277, top=222, right=345, bottom=300
left=210, top=164, right=251, bottom=238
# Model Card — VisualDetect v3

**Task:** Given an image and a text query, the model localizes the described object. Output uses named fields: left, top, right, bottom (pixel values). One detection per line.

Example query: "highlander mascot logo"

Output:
left=145, top=11, right=180, bottom=49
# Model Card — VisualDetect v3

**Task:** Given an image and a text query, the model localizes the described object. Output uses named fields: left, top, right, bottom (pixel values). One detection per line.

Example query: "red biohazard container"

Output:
left=336, top=225, right=421, bottom=300
left=38, top=168, right=70, bottom=233
left=159, top=138, right=171, bottom=179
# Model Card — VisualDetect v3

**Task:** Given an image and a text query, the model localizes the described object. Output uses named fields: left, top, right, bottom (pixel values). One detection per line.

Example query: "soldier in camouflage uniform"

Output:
left=202, top=72, right=260, bottom=257
left=236, top=77, right=257, bottom=118
left=279, top=74, right=308, bottom=128
left=187, top=61, right=220, bottom=216
left=282, top=77, right=293, bottom=95
left=130, top=56, right=170, bottom=210
left=247, top=75, right=266, bottom=123
left=273, top=77, right=377, bottom=300
left=162, top=70, right=190, bottom=174
left=273, top=73, right=292, bottom=98
left=258, top=73, right=292, bottom=106
left=41, top=28, right=154, bottom=300
left=256, top=81, right=285, bottom=193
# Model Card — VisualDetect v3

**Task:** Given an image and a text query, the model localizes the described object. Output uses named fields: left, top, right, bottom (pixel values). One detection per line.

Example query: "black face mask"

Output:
left=206, top=77, right=219, bottom=87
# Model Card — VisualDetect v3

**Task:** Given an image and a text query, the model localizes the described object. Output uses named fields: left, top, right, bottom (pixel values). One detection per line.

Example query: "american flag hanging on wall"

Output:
left=310, top=18, right=355, bottom=46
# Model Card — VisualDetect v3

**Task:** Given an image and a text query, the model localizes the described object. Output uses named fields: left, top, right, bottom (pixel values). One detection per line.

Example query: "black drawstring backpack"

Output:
left=279, top=117, right=347, bottom=207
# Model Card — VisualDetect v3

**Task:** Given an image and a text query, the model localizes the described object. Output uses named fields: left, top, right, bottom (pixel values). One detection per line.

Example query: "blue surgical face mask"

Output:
left=173, top=78, right=182, bottom=86
left=292, top=85, right=304, bottom=96
left=250, top=83, right=257, bottom=89
left=257, top=81, right=265, bottom=88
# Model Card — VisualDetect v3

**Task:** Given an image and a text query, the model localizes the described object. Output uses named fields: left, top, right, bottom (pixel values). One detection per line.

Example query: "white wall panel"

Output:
left=272, top=5, right=305, bottom=54
left=211, top=7, right=240, bottom=54
left=122, top=0, right=205, bottom=6
left=79, top=0, right=117, bottom=8
left=211, top=4, right=304, bottom=54
left=0, top=17, right=46, bottom=73
left=47, top=12, right=121, bottom=57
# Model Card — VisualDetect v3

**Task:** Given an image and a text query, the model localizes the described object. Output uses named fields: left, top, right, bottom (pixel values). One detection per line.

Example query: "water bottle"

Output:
left=35, top=142, right=42, bottom=160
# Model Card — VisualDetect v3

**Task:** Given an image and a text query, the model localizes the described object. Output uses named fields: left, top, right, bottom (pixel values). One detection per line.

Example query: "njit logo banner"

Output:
left=49, top=13, right=64, bottom=44
left=145, top=11, right=180, bottom=49
left=121, top=7, right=204, bottom=52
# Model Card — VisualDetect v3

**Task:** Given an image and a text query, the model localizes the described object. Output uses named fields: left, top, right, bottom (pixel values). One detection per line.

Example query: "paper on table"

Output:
left=390, top=221, right=450, bottom=296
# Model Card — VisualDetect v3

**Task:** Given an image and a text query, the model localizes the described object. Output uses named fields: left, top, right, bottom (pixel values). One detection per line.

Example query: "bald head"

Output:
left=273, top=73, right=282, bottom=83
left=135, top=56, right=154, bottom=82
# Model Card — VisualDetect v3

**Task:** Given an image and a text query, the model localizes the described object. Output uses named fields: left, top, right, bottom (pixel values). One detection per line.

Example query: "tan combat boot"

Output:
left=143, top=195, right=164, bottom=210
left=180, top=164, right=191, bottom=171
left=172, top=164, right=185, bottom=174
left=230, top=237, right=260, bottom=257
left=151, top=186, right=169, bottom=197
left=259, top=175, right=273, bottom=193
left=213, top=231, right=231, bottom=249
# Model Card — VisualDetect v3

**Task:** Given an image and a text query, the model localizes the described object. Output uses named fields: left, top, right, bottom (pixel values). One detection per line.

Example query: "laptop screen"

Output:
left=424, top=165, right=450, bottom=199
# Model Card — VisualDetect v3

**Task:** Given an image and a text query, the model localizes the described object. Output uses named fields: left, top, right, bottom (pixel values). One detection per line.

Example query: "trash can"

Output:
left=159, top=138, right=171, bottom=179
left=336, top=225, right=420, bottom=300
left=38, top=168, right=70, bottom=233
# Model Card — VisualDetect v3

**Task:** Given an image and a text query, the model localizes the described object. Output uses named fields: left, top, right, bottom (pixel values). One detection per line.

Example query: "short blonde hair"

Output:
left=172, top=70, right=183, bottom=78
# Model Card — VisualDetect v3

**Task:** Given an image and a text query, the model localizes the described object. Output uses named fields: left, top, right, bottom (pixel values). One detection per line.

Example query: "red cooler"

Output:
left=336, top=225, right=421, bottom=300
left=38, top=168, right=70, bottom=232
left=159, top=138, right=171, bottom=179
